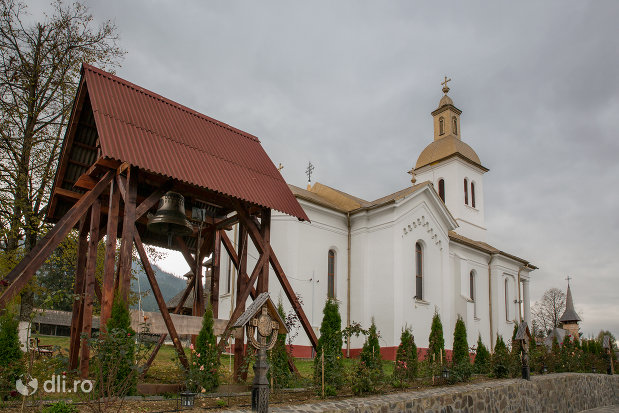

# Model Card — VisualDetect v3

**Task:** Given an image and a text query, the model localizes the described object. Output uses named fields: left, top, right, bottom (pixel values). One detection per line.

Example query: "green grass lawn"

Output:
left=33, top=335, right=395, bottom=387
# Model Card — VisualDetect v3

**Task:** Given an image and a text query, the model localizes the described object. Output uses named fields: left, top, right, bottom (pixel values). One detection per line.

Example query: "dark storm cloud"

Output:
left=31, top=0, right=617, bottom=336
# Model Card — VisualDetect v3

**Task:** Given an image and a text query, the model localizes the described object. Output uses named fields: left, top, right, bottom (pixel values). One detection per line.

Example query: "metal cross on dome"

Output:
left=565, top=275, right=572, bottom=285
left=441, top=76, right=451, bottom=94
left=305, top=161, right=314, bottom=183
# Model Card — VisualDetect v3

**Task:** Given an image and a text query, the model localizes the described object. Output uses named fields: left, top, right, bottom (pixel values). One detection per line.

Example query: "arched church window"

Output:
left=505, top=278, right=510, bottom=321
left=453, top=117, right=458, bottom=135
left=464, top=179, right=469, bottom=205
left=439, top=117, right=445, bottom=135
left=469, top=271, right=475, bottom=302
left=415, top=242, right=423, bottom=300
left=471, top=182, right=476, bottom=208
left=438, top=179, right=445, bottom=202
left=328, top=250, right=336, bottom=299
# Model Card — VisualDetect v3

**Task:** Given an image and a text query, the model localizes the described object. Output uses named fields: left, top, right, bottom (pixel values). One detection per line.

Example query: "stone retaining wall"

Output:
left=227, top=373, right=618, bottom=412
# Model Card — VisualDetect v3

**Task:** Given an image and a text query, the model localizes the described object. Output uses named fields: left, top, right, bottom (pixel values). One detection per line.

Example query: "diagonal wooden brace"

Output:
left=0, top=171, right=114, bottom=310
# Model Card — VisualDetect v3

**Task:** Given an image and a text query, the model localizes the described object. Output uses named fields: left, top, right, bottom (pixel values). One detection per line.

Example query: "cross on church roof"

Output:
left=565, top=275, right=572, bottom=285
left=407, top=167, right=417, bottom=184
left=442, top=76, right=451, bottom=94
left=305, top=161, right=314, bottom=183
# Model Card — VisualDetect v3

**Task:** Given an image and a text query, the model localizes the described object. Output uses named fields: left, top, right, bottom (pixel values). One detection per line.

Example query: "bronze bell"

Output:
left=147, top=191, right=194, bottom=246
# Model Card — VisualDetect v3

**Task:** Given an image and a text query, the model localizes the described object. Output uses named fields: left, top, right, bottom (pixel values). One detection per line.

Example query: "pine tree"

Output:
left=394, top=327, right=418, bottom=381
left=452, top=315, right=469, bottom=365
left=352, top=319, right=384, bottom=395
left=194, top=301, right=220, bottom=392
left=473, top=334, right=490, bottom=374
left=360, top=319, right=383, bottom=376
left=0, top=310, right=23, bottom=396
left=97, top=295, right=137, bottom=396
left=428, top=310, right=445, bottom=363
left=491, top=335, right=510, bottom=378
left=268, top=300, right=293, bottom=388
left=313, top=299, right=344, bottom=395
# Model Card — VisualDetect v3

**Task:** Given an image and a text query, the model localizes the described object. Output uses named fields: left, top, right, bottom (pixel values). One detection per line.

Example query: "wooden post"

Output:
left=234, top=224, right=248, bottom=382
left=80, top=199, right=101, bottom=378
left=257, top=208, right=270, bottom=294
left=69, top=215, right=90, bottom=371
left=321, top=349, right=325, bottom=398
left=211, top=229, right=221, bottom=318
left=117, top=168, right=137, bottom=303
left=101, top=178, right=120, bottom=326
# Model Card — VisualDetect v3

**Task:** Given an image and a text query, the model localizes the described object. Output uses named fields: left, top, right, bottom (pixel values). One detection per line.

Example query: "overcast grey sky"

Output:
left=32, top=1, right=619, bottom=337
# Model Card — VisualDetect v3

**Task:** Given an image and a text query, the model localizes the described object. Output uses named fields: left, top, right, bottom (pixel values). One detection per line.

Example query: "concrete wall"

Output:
left=227, top=373, right=619, bottom=413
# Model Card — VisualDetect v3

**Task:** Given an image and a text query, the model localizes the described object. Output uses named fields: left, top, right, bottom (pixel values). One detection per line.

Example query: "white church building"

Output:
left=217, top=83, right=536, bottom=360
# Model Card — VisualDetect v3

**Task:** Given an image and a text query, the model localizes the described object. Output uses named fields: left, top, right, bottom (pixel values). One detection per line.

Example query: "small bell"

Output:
left=147, top=191, right=194, bottom=246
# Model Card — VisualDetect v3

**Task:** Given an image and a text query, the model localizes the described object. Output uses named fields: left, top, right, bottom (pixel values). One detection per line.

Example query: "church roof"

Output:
left=415, top=134, right=488, bottom=171
left=449, top=231, right=537, bottom=269
left=559, top=284, right=581, bottom=324
left=544, top=327, right=568, bottom=348
left=290, top=181, right=434, bottom=213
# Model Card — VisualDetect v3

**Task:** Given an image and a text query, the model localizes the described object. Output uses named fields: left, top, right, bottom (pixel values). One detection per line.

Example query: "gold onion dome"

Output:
left=415, top=135, right=483, bottom=170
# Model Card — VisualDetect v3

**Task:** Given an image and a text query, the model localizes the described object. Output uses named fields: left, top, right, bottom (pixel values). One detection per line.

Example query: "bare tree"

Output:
left=531, top=287, right=566, bottom=336
left=0, top=0, right=123, bottom=264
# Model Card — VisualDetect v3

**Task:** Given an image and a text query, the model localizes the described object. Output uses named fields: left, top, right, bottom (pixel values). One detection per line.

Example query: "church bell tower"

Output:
left=413, top=78, right=489, bottom=241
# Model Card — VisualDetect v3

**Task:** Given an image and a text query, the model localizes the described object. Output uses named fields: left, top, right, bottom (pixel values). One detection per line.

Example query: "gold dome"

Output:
left=438, top=94, right=453, bottom=108
left=415, top=135, right=487, bottom=170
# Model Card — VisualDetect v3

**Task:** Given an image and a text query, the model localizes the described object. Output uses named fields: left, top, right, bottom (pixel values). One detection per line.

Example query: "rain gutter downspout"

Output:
left=488, top=254, right=496, bottom=350
left=346, top=211, right=351, bottom=358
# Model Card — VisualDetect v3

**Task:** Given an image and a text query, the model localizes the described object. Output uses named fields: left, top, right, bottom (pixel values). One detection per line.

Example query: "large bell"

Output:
left=147, top=191, right=194, bottom=246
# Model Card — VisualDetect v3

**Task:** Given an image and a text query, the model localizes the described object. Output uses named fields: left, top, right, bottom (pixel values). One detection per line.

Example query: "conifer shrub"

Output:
left=351, top=319, right=384, bottom=395
left=91, top=295, right=137, bottom=396
left=491, top=335, right=510, bottom=378
left=449, top=315, right=472, bottom=382
left=313, top=299, right=344, bottom=396
left=0, top=309, right=23, bottom=398
left=428, top=310, right=445, bottom=364
left=393, top=327, right=418, bottom=383
left=194, top=301, right=220, bottom=392
left=268, top=301, right=293, bottom=389
left=473, top=335, right=490, bottom=374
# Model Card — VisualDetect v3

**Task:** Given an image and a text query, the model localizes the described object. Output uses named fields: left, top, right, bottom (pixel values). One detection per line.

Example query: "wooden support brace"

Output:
left=133, top=228, right=189, bottom=370
left=257, top=208, right=271, bottom=293
left=0, top=171, right=113, bottom=310
left=233, top=200, right=318, bottom=350
left=117, top=168, right=137, bottom=303
left=80, top=199, right=101, bottom=378
left=101, top=178, right=120, bottom=325
left=69, top=216, right=90, bottom=371
left=211, top=230, right=221, bottom=318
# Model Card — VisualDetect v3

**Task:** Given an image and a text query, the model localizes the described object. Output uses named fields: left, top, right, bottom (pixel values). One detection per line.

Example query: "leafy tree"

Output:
left=428, top=310, right=445, bottom=363
left=491, top=335, right=510, bottom=378
left=394, top=327, right=418, bottom=381
left=313, top=299, right=343, bottom=396
left=531, top=288, right=566, bottom=336
left=0, top=0, right=124, bottom=315
left=194, top=301, right=220, bottom=392
left=268, top=300, right=293, bottom=389
left=473, top=335, right=490, bottom=374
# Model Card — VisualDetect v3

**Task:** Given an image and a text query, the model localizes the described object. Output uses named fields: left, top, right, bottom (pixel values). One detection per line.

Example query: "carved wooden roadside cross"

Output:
left=0, top=64, right=317, bottom=382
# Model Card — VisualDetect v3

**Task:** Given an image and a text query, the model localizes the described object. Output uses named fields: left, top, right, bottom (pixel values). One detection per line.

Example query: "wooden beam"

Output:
left=176, top=236, right=196, bottom=273
left=211, top=230, right=221, bottom=318
left=101, top=178, right=120, bottom=326
left=234, top=200, right=318, bottom=350
left=0, top=171, right=114, bottom=310
left=257, top=208, right=271, bottom=294
left=215, top=214, right=239, bottom=230
left=118, top=167, right=137, bottom=303
left=133, top=228, right=189, bottom=369
left=219, top=230, right=257, bottom=300
left=233, top=224, right=248, bottom=382
left=69, top=216, right=90, bottom=370
left=140, top=275, right=195, bottom=377
left=80, top=199, right=101, bottom=378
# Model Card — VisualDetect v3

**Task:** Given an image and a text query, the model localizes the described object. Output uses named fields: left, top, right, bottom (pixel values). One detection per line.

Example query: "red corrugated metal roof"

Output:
left=82, top=64, right=308, bottom=221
